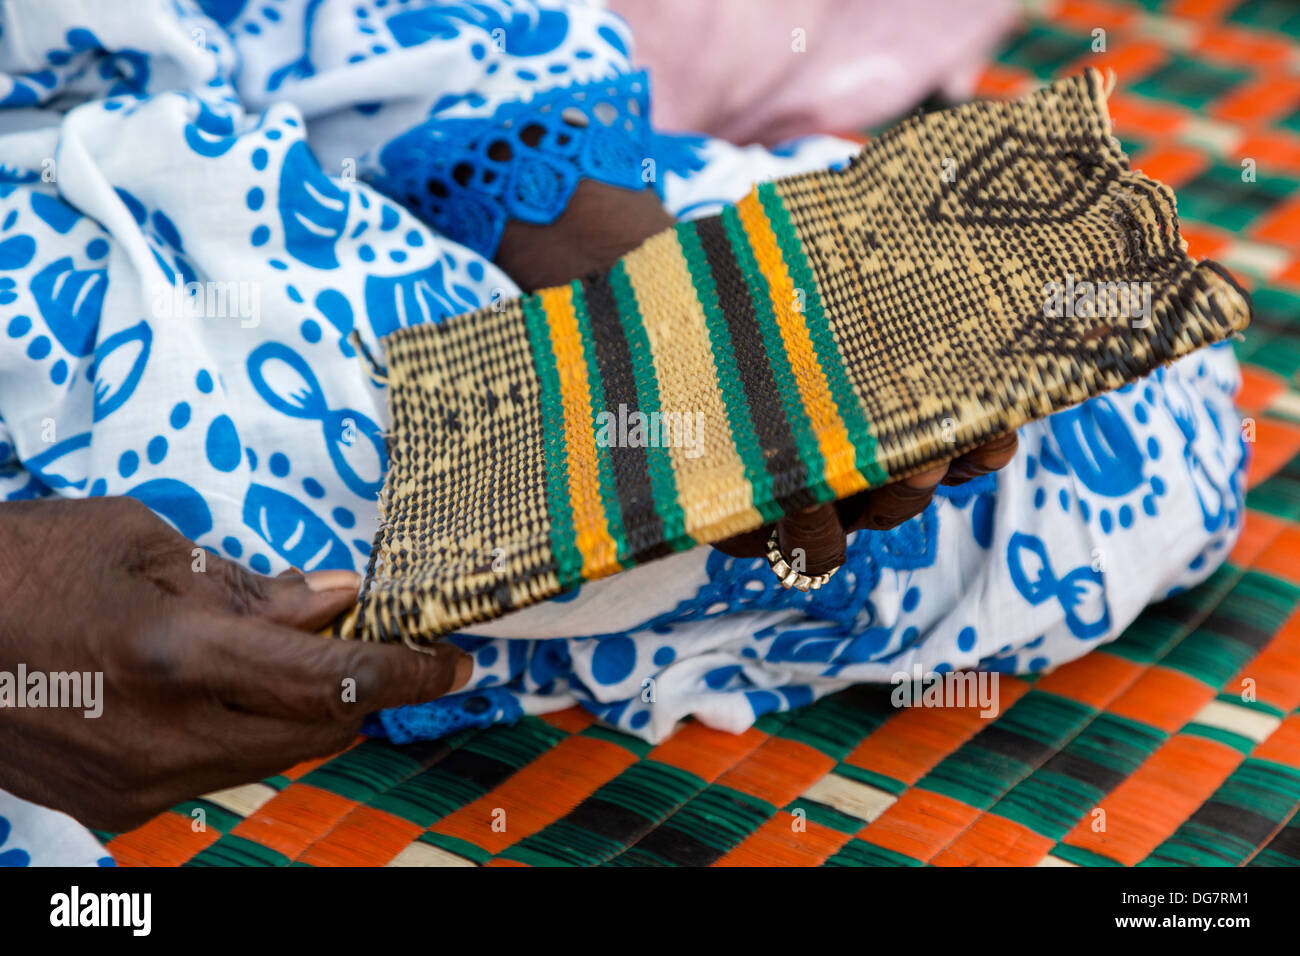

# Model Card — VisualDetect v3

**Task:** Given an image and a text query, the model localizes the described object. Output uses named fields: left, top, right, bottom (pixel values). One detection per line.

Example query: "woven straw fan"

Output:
left=333, top=68, right=1251, bottom=647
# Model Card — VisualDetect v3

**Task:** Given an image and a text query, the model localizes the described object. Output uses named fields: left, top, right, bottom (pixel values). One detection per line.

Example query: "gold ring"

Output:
left=765, top=528, right=840, bottom=592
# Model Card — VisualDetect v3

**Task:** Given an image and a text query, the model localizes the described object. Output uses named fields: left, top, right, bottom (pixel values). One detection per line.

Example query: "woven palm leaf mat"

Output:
left=342, top=66, right=1248, bottom=645
left=102, top=0, right=1300, bottom=866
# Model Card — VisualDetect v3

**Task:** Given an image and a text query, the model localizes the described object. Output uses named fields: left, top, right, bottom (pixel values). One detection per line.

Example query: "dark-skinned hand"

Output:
left=711, top=433, right=1020, bottom=573
left=0, top=496, right=471, bottom=831
left=498, top=181, right=1022, bottom=575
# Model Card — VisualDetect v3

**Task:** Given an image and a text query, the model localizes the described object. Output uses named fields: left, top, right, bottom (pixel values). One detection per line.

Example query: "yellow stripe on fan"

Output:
left=735, top=191, right=866, bottom=498
left=539, top=284, right=621, bottom=577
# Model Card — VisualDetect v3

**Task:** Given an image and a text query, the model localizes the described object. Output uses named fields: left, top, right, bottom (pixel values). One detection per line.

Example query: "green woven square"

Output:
left=997, top=24, right=1092, bottom=78
left=1175, top=162, right=1297, bottom=233
left=1129, top=55, right=1250, bottom=109
left=1228, top=0, right=1300, bottom=38
left=1251, top=286, right=1300, bottom=335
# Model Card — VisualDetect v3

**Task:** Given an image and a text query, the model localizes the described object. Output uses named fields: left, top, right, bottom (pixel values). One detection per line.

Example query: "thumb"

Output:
left=208, top=555, right=361, bottom=632
left=259, top=568, right=362, bottom=631
left=211, top=617, right=474, bottom=720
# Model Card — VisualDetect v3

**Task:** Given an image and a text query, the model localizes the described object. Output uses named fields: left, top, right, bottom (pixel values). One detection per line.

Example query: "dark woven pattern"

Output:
left=346, top=300, right=559, bottom=642
left=780, top=69, right=1245, bottom=477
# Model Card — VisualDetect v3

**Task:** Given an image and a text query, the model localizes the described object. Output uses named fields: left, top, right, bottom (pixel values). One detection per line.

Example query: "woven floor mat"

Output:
left=102, top=0, right=1300, bottom=865
left=101, top=553, right=1300, bottom=866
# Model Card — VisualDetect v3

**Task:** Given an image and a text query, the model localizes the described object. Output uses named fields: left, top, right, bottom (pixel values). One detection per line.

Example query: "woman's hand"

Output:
left=712, top=433, right=1020, bottom=573
left=0, top=496, right=471, bottom=831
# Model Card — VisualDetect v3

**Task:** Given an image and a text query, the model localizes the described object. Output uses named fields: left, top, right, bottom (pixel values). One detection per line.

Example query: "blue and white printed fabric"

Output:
left=0, top=0, right=1245, bottom=861
left=0, top=790, right=113, bottom=866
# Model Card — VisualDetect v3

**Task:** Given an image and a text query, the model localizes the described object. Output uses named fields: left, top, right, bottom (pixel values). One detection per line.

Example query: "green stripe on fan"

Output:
left=758, top=182, right=887, bottom=486
left=581, top=272, right=668, bottom=560
left=520, top=293, right=584, bottom=588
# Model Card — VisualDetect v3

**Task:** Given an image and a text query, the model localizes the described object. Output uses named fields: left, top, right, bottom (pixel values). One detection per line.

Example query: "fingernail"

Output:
left=904, top=464, right=950, bottom=489
left=451, top=652, right=474, bottom=692
left=303, top=569, right=362, bottom=594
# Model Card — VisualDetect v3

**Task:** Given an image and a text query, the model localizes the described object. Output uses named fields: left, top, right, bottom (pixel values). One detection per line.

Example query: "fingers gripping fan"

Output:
left=334, top=69, right=1251, bottom=647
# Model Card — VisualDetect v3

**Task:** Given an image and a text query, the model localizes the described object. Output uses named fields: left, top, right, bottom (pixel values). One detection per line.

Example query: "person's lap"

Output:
left=382, top=340, right=1244, bottom=744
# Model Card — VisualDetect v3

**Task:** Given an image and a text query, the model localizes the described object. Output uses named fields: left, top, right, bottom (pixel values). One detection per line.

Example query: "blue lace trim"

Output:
left=366, top=686, right=527, bottom=743
left=371, top=71, right=702, bottom=259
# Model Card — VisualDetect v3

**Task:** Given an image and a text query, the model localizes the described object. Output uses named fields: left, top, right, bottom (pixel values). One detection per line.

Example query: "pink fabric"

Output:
left=609, top=0, right=1021, bottom=145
